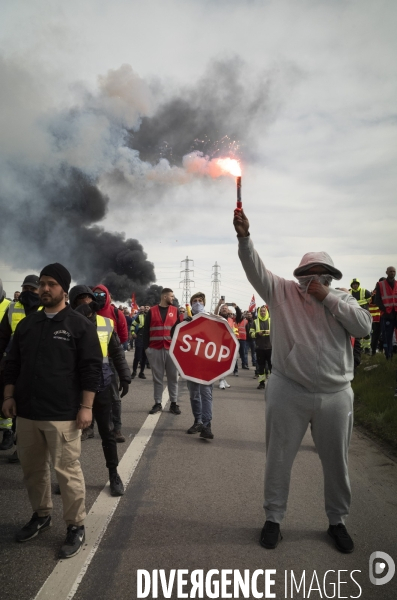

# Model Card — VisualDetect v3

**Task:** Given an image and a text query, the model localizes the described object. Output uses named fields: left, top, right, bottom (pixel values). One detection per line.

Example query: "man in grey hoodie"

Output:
left=234, top=209, right=372, bottom=554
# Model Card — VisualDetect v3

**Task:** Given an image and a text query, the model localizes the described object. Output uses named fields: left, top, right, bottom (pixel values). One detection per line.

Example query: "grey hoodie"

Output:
left=238, top=237, right=372, bottom=393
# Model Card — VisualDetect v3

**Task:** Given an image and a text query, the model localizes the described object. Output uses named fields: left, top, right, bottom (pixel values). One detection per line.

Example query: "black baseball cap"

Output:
left=22, top=275, right=40, bottom=289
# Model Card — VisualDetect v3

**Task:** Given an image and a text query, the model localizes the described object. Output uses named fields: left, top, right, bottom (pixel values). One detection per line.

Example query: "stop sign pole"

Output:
left=169, top=313, right=239, bottom=385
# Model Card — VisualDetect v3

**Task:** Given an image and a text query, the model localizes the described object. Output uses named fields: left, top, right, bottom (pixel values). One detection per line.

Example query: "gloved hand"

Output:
left=119, top=381, right=129, bottom=398
left=184, top=316, right=193, bottom=322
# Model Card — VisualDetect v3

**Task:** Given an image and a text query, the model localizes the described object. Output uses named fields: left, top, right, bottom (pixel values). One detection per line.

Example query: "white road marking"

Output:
left=33, top=389, right=170, bottom=600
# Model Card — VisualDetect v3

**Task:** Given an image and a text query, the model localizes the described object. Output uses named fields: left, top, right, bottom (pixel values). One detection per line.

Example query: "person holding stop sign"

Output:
left=172, top=292, right=215, bottom=440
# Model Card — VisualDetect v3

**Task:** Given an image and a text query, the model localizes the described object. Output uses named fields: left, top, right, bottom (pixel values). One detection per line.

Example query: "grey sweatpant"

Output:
left=264, top=372, right=354, bottom=525
left=145, top=347, right=179, bottom=404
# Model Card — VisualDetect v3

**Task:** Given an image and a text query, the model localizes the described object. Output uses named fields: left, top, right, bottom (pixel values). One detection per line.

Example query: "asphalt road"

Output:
left=0, top=355, right=396, bottom=600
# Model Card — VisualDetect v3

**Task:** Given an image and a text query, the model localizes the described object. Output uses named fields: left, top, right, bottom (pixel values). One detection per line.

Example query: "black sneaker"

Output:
left=200, top=424, right=214, bottom=439
left=59, top=525, right=85, bottom=559
left=109, top=473, right=125, bottom=496
left=0, top=429, right=14, bottom=451
left=327, top=524, right=354, bottom=553
left=242, top=365, right=250, bottom=370
left=260, top=521, right=282, bottom=549
left=138, top=372, right=146, bottom=379
left=113, top=430, right=125, bottom=443
left=16, top=512, right=52, bottom=542
left=81, top=427, right=94, bottom=441
left=149, top=403, right=162, bottom=414
left=257, top=382, right=265, bottom=390
left=169, top=402, right=181, bottom=415
left=131, top=371, right=137, bottom=379
left=187, top=422, right=203, bottom=434
left=8, top=450, right=20, bottom=463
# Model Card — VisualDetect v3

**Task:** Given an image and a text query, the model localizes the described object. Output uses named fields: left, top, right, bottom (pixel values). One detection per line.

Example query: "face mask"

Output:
left=19, top=290, right=40, bottom=308
left=74, top=303, right=93, bottom=318
left=192, top=301, right=205, bottom=315
left=94, top=291, right=106, bottom=309
left=297, top=274, right=333, bottom=292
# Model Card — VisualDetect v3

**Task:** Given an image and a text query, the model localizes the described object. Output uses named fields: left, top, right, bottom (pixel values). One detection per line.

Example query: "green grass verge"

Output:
left=352, top=352, right=397, bottom=450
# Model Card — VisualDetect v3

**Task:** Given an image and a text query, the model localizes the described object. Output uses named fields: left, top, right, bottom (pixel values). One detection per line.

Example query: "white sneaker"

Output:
left=219, top=380, right=226, bottom=389
left=224, top=380, right=231, bottom=388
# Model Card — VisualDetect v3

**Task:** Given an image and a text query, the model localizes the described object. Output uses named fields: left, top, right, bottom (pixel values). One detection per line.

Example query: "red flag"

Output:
left=131, top=292, right=139, bottom=312
left=248, top=294, right=256, bottom=313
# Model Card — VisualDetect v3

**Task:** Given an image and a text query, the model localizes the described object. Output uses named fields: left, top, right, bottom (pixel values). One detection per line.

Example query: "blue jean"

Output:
left=239, top=339, right=249, bottom=367
left=247, top=338, right=257, bottom=366
left=186, top=381, right=213, bottom=426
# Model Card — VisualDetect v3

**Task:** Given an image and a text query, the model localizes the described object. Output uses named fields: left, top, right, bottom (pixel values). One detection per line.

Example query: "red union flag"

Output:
left=131, top=292, right=139, bottom=312
left=169, top=313, right=239, bottom=385
left=248, top=294, right=256, bottom=313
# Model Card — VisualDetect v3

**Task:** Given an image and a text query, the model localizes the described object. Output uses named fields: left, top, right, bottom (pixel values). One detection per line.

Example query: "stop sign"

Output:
left=169, top=313, right=239, bottom=385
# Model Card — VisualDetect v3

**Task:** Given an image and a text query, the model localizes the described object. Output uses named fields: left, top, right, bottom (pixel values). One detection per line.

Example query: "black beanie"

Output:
left=40, top=263, right=71, bottom=293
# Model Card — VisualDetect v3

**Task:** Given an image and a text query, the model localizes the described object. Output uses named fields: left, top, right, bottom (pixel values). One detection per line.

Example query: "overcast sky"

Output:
left=1, top=0, right=396, bottom=308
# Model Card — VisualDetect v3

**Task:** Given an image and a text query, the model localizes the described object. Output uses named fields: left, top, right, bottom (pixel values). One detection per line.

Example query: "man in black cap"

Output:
left=0, top=274, right=42, bottom=454
left=2, top=263, right=103, bottom=559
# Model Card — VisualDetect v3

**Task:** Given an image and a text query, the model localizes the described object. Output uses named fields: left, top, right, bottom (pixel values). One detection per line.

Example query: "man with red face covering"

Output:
left=92, top=285, right=129, bottom=442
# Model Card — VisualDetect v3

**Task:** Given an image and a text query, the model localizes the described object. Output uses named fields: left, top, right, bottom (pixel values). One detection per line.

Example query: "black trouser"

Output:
left=93, top=386, right=119, bottom=470
left=256, top=348, right=272, bottom=380
left=371, top=322, right=381, bottom=355
left=109, top=359, right=121, bottom=430
left=133, top=337, right=146, bottom=373
left=381, top=315, right=396, bottom=359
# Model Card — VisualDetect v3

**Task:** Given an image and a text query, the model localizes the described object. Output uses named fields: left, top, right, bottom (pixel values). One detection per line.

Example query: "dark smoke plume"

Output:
left=0, top=166, right=156, bottom=301
left=130, top=58, right=276, bottom=165
left=0, top=57, right=294, bottom=300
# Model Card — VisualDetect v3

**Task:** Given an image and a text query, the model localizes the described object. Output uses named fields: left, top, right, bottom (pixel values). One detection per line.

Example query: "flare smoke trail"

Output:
left=0, top=56, right=294, bottom=299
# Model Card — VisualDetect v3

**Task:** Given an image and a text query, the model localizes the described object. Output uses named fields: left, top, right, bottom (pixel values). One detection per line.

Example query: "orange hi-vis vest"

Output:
left=237, top=319, right=248, bottom=340
left=227, top=317, right=239, bottom=338
left=368, top=300, right=381, bottom=323
left=378, top=279, right=397, bottom=314
left=149, top=304, right=178, bottom=350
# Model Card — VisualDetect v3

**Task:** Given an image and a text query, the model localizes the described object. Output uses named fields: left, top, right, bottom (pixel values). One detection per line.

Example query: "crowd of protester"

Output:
left=0, top=258, right=395, bottom=559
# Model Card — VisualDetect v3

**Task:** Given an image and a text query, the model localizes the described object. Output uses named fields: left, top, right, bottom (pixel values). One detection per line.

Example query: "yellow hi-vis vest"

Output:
left=96, top=315, right=114, bottom=363
left=0, top=298, right=11, bottom=323
left=8, top=301, right=44, bottom=335
left=250, top=316, right=271, bottom=338
left=131, top=313, right=145, bottom=332
left=349, top=287, right=367, bottom=306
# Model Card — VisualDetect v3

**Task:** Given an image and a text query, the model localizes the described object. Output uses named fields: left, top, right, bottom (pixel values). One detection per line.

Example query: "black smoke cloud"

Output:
left=0, top=57, right=294, bottom=300
left=130, top=58, right=276, bottom=165
left=0, top=165, right=156, bottom=301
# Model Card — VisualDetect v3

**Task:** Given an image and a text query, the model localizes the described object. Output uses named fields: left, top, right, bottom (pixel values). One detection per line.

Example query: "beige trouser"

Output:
left=16, top=417, right=86, bottom=526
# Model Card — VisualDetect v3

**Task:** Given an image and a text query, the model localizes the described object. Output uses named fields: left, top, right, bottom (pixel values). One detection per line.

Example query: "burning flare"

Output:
left=214, top=158, right=242, bottom=177
left=183, top=152, right=241, bottom=178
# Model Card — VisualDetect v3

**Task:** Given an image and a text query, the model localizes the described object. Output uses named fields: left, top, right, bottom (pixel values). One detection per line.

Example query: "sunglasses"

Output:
left=94, top=292, right=106, bottom=298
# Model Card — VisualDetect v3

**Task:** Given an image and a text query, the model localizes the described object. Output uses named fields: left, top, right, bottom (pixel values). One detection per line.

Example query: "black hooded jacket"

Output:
left=4, top=305, right=103, bottom=420
left=69, top=287, right=131, bottom=387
